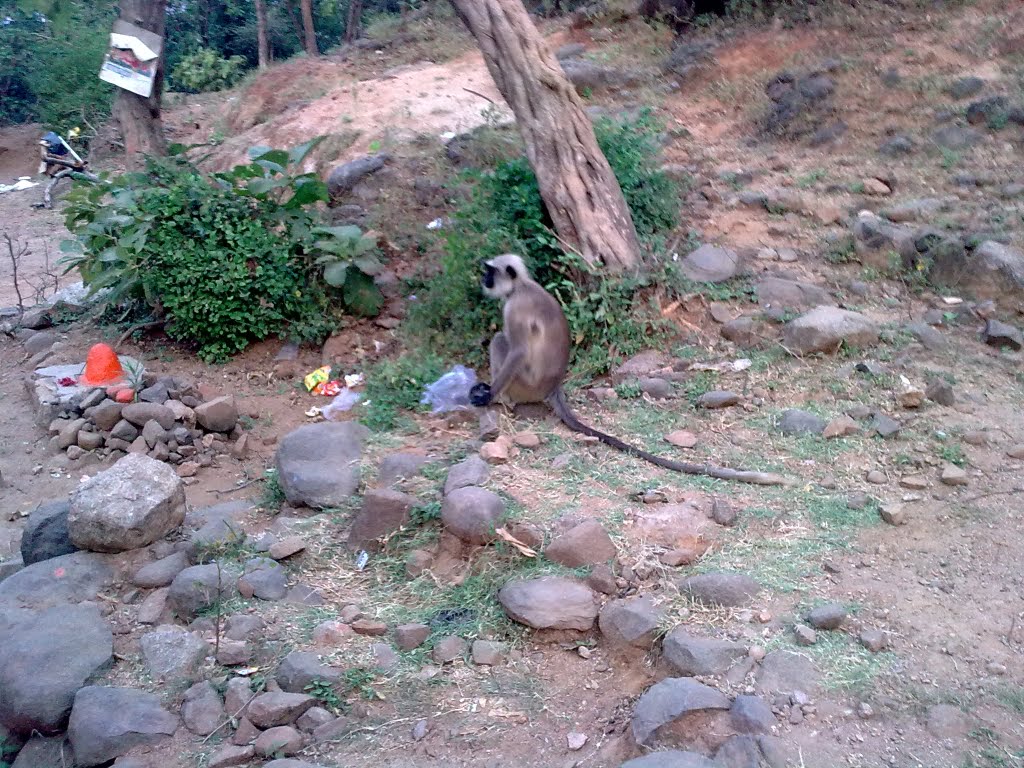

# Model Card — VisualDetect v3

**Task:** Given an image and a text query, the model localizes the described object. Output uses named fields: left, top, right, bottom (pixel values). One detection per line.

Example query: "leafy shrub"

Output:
left=172, top=48, right=248, bottom=93
left=59, top=138, right=384, bottom=362
left=407, top=108, right=679, bottom=372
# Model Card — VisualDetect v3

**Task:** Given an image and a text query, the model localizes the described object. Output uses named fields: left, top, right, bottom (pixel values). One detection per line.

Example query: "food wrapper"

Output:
left=303, top=365, right=331, bottom=392
left=314, top=380, right=343, bottom=397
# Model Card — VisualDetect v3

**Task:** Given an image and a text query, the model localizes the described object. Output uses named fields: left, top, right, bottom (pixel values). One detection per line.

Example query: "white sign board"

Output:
left=98, top=20, right=163, bottom=98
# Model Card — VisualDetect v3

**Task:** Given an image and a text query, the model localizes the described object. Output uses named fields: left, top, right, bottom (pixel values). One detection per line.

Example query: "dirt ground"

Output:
left=2, top=2, right=1024, bottom=767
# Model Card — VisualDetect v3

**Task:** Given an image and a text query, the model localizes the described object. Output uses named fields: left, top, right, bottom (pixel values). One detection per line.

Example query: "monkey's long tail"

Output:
left=547, top=389, right=793, bottom=487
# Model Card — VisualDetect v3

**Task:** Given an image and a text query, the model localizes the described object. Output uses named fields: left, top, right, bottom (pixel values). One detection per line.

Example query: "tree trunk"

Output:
left=300, top=0, right=319, bottom=56
left=255, top=0, right=270, bottom=68
left=344, top=0, right=362, bottom=43
left=112, top=0, right=168, bottom=169
left=448, top=0, right=641, bottom=273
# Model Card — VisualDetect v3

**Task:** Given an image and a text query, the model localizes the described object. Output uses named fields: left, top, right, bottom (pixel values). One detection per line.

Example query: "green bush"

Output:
left=171, top=48, right=248, bottom=93
left=59, top=138, right=384, bottom=362
left=407, top=108, right=679, bottom=373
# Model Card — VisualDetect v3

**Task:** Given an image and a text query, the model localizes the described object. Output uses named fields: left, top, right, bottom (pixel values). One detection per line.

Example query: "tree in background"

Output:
left=112, top=0, right=168, bottom=165
left=300, top=0, right=319, bottom=55
left=448, top=0, right=642, bottom=272
left=344, top=0, right=362, bottom=42
left=255, top=0, right=270, bottom=67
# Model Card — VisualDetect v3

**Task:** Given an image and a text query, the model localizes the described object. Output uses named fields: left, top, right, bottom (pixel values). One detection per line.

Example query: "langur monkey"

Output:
left=468, top=254, right=790, bottom=487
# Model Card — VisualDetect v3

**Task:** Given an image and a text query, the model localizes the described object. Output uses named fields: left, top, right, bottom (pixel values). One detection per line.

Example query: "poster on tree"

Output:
left=98, top=20, right=163, bottom=98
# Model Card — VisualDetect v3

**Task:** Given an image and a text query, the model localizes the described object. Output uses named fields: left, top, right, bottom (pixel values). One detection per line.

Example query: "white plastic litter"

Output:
left=322, top=388, right=362, bottom=420
left=421, top=365, right=477, bottom=413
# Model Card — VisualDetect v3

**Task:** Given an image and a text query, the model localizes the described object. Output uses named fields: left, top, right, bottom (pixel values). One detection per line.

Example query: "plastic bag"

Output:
left=322, top=388, right=362, bottom=420
left=420, top=365, right=477, bottom=414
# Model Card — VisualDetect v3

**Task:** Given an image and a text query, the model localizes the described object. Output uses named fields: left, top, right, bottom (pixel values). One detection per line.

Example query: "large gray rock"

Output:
left=631, top=677, right=731, bottom=746
left=783, top=306, right=879, bottom=355
left=730, top=695, right=776, bottom=734
left=327, top=153, right=390, bottom=198
left=246, top=692, right=317, bottom=728
left=132, top=551, right=189, bottom=588
left=67, top=686, right=177, bottom=766
left=0, top=551, right=113, bottom=611
left=275, top=422, right=369, bottom=508
left=756, top=277, right=833, bottom=311
left=930, top=240, right=1024, bottom=301
left=20, top=500, right=78, bottom=565
left=443, top=455, right=490, bottom=495
left=10, top=735, right=73, bottom=768
left=0, top=604, right=113, bottom=736
left=662, top=628, right=746, bottom=676
left=680, top=245, right=741, bottom=283
left=441, top=486, right=505, bottom=545
left=68, top=454, right=186, bottom=553
left=140, top=625, right=208, bottom=682
left=120, top=402, right=175, bottom=430
left=545, top=520, right=616, bottom=567
left=676, top=572, right=761, bottom=607
left=778, top=409, right=826, bottom=436
left=168, top=563, right=236, bottom=621
left=194, top=396, right=238, bottom=433
left=620, top=752, right=716, bottom=768
left=275, top=651, right=342, bottom=694
left=181, top=681, right=224, bottom=736
left=238, top=557, right=288, bottom=600
left=347, top=489, right=418, bottom=551
left=598, top=596, right=663, bottom=650
left=498, top=577, right=598, bottom=630
left=755, top=650, right=819, bottom=694
left=377, top=453, right=428, bottom=487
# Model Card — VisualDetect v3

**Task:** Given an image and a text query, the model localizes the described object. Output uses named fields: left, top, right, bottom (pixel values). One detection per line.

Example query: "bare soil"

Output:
left=2, top=2, right=1024, bottom=767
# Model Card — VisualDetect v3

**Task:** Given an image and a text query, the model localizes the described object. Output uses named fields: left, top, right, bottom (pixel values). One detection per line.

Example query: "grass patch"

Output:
left=359, top=351, right=447, bottom=432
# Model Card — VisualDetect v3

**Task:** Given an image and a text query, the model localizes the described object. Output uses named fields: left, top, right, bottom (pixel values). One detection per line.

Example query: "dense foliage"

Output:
left=59, top=139, right=384, bottom=362
left=171, top=48, right=247, bottom=93
left=407, top=109, right=680, bottom=375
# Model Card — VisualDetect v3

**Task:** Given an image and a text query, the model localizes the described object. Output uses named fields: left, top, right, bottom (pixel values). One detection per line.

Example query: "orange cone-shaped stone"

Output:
left=79, top=343, right=126, bottom=387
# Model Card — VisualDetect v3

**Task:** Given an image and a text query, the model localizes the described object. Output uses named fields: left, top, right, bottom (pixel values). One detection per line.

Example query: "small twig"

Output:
left=116, top=319, right=165, bottom=347
left=462, top=86, right=496, bottom=104
left=960, top=488, right=1018, bottom=504
left=213, top=477, right=261, bottom=495
left=201, top=691, right=259, bottom=744
left=3, top=233, right=26, bottom=318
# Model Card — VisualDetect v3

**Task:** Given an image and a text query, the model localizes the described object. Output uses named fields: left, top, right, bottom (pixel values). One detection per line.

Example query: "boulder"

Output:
left=545, top=520, right=616, bottom=567
left=662, top=628, right=746, bottom=676
left=347, top=489, right=419, bottom=551
left=441, top=486, right=505, bottom=545
left=275, top=651, right=342, bottom=694
left=631, top=677, right=731, bottom=746
left=68, top=454, right=186, bottom=553
left=778, top=409, right=826, bottom=436
left=377, top=453, right=427, bottom=487
left=132, top=551, right=189, bottom=588
left=238, top=557, right=288, bottom=600
left=9, top=735, right=73, bottom=768
left=443, top=456, right=490, bottom=495
left=930, top=240, right=1024, bottom=301
left=181, top=681, right=224, bottom=736
left=755, top=650, right=819, bottom=694
left=120, top=402, right=175, bottom=430
left=783, top=306, right=879, bottom=355
left=730, top=695, right=776, bottom=734
left=67, top=686, right=177, bottom=767
left=167, top=564, right=235, bottom=621
left=498, top=577, right=598, bottom=631
left=620, top=751, right=716, bottom=768
left=140, top=625, right=208, bottom=682
left=756, top=277, right=833, bottom=311
left=20, top=500, right=78, bottom=565
left=680, top=245, right=742, bottom=283
left=598, top=596, right=662, bottom=650
left=275, top=422, right=369, bottom=508
left=0, top=604, right=113, bottom=736
left=676, top=572, right=761, bottom=607
left=246, top=692, right=317, bottom=728
left=0, top=551, right=113, bottom=611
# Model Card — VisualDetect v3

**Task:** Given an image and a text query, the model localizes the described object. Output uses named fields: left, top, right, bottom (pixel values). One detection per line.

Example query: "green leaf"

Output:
left=313, top=225, right=363, bottom=240
left=343, top=270, right=384, bottom=317
left=284, top=178, right=328, bottom=208
left=59, top=239, right=83, bottom=253
left=253, top=149, right=289, bottom=169
left=245, top=178, right=287, bottom=195
left=353, top=254, right=383, bottom=275
left=323, top=261, right=349, bottom=287
left=247, top=145, right=274, bottom=160
left=288, top=136, right=326, bottom=166
left=255, top=158, right=286, bottom=176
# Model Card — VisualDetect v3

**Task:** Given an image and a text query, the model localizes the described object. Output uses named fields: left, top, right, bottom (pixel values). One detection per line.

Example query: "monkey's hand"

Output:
left=469, top=382, right=492, bottom=407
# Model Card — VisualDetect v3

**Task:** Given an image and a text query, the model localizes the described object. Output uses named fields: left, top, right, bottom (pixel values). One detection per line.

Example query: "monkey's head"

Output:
left=481, top=253, right=528, bottom=300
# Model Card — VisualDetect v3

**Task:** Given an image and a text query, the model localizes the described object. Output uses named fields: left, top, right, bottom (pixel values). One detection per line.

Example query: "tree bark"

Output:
left=112, top=0, right=168, bottom=169
left=448, top=0, right=641, bottom=273
left=300, top=0, right=319, bottom=56
left=344, top=0, right=362, bottom=43
left=255, top=0, right=270, bottom=68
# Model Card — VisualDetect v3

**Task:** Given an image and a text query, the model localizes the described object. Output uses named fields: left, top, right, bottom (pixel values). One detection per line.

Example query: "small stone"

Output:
left=697, top=390, right=740, bottom=409
left=498, top=576, right=598, bottom=630
left=479, top=439, right=510, bottom=464
left=859, top=629, right=888, bottom=652
left=897, top=380, right=925, bottom=409
left=871, top=412, right=902, bottom=438
left=231, top=717, right=260, bottom=746
left=269, top=536, right=306, bottom=560
left=478, top=409, right=500, bottom=441
left=295, top=706, right=336, bottom=733
left=866, top=470, right=887, bottom=485
left=586, top=563, right=618, bottom=594
left=405, top=549, right=433, bottom=578
left=208, top=744, right=255, bottom=768
left=246, top=692, right=317, bottom=728
left=312, top=620, right=353, bottom=646
left=900, top=475, right=928, bottom=490
left=806, top=603, right=847, bottom=630
left=444, top=456, right=490, bottom=495
left=665, top=430, right=698, bottom=448
left=140, top=624, right=208, bottom=682
left=442, top=486, right=505, bottom=545
left=395, top=623, right=431, bottom=651
left=412, top=719, right=428, bottom=741
left=660, top=547, right=701, bottom=567
left=730, top=695, right=776, bottom=734
left=822, top=415, right=860, bottom=439
left=862, top=178, right=891, bottom=196
left=598, top=595, right=662, bottom=650
left=545, top=520, right=616, bottom=567
left=940, top=465, right=968, bottom=486
left=1006, top=445, right=1024, bottom=460
left=513, top=431, right=540, bottom=448
left=793, top=624, right=817, bottom=646
left=963, top=430, right=988, bottom=447
left=879, top=503, right=908, bottom=526
left=238, top=557, right=288, bottom=601
left=224, top=614, right=265, bottom=641
left=471, top=640, right=506, bottom=666
left=432, top=635, right=467, bottom=664
left=567, top=732, right=588, bottom=751
left=778, top=409, right=826, bottom=436
left=217, top=641, right=252, bottom=666
left=710, top=498, right=738, bottom=527
left=352, top=619, right=388, bottom=636
left=181, top=681, right=225, bottom=735
left=372, top=642, right=400, bottom=670
left=677, top=571, right=761, bottom=607
left=254, top=725, right=303, bottom=757
left=983, top=319, right=1023, bottom=351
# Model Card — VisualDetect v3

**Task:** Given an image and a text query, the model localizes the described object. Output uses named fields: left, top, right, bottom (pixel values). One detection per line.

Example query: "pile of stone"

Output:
left=37, top=370, right=244, bottom=474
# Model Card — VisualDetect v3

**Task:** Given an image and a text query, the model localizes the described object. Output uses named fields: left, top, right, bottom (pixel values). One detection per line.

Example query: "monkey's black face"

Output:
left=482, top=262, right=496, bottom=291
